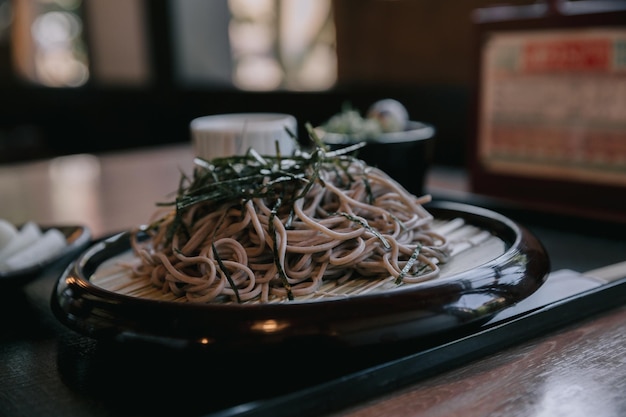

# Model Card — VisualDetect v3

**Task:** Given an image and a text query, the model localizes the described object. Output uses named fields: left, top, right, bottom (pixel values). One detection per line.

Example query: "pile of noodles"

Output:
left=128, top=146, right=451, bottom=304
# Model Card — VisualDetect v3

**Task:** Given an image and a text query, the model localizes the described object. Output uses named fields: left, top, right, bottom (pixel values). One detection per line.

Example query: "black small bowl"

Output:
left=319, top=121, right=436, bottom=196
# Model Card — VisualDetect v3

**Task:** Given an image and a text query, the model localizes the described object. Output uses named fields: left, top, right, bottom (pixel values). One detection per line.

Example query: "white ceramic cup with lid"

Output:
left=190, top=113, right=298, bottom=160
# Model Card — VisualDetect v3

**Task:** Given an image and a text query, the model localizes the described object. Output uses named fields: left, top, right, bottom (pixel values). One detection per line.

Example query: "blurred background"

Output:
left=0, top=0, right=550, bottom=167
left=0, top=0, right=624, bottom=173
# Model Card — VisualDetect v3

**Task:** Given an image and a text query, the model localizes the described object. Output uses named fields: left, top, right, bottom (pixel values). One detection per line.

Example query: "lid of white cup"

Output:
left=190, top=113, right=297, bottom=133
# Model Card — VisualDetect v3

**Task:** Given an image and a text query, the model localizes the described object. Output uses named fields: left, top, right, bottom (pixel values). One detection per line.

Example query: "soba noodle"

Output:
left=127, top=145, right=451, bottom=304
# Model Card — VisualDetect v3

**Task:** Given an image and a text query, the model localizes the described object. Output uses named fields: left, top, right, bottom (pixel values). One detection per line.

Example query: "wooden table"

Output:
left=1, top=143, right=625, bottom=417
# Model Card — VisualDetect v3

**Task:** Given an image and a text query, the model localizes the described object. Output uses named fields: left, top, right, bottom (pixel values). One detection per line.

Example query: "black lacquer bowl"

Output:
left=321, top=121, right=436, bottom=196
left=51, top=201, right=550, bottom=352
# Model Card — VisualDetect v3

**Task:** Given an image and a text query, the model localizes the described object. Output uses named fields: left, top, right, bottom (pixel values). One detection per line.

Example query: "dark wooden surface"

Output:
left=332, top=305, right=626, bottom=417
left=1, top=143, right=625, bottom=417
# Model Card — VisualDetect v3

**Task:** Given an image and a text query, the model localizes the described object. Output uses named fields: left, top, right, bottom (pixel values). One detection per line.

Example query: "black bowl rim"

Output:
left=319, top=120, right=436, bottom=145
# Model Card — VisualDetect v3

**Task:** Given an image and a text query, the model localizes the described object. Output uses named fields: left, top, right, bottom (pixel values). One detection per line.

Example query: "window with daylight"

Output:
left=6, top=0, right=337, bottom=91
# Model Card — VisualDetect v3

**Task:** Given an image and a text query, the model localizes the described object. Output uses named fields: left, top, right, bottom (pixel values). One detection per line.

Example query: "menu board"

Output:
left=469, top=5, right=626, bottom=224
left=477, top=28, right=626, bottom=187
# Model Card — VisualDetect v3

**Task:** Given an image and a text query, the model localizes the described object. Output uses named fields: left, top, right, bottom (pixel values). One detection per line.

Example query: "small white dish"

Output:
left=0, top=225, right=91, bottom=287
